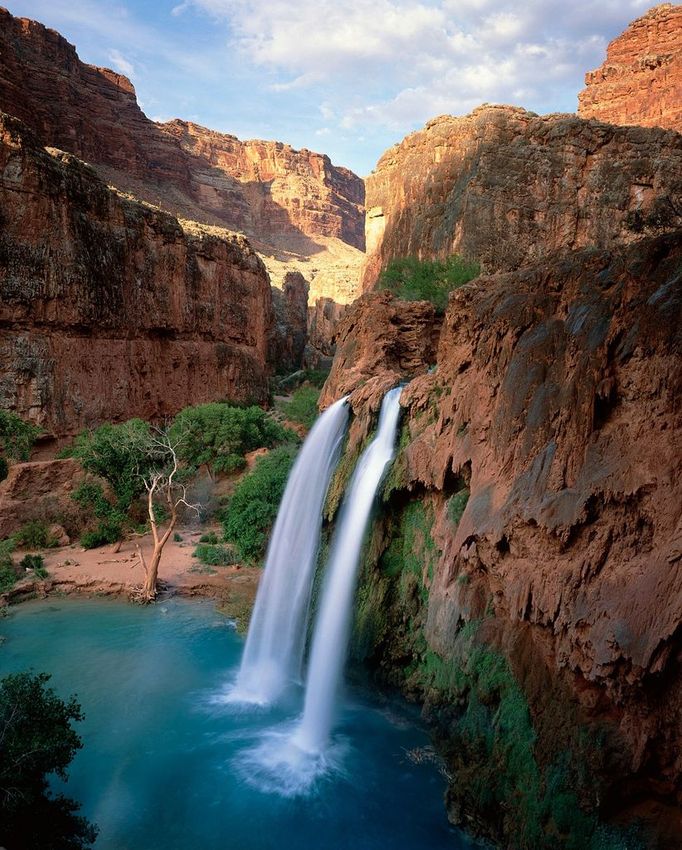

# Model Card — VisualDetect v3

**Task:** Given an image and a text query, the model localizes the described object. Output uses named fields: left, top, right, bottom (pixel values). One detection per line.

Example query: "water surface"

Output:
left=0, top=598, right=468, bottom=850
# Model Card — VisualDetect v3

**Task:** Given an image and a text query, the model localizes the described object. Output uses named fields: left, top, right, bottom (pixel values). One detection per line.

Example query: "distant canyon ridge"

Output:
left=0, top=3, right=680, bottom=435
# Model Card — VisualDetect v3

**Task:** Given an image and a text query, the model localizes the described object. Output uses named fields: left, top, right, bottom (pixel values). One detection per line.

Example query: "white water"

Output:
left=229, top=396, right=349, bottom=705
left=292, top=386, right=403, bottom=754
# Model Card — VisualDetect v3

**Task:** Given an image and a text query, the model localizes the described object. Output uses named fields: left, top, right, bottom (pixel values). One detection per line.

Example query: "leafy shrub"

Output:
left=15, top=520, right=58, bottom=549
left=221, top=445, right=298, bottom=561
left=377, top=255, right=480, bottom=313
left=0, top=410, right=40, bottom=461
left=72, top=481, right=126, bottom=549
left=192, top=543, right=235, bottom=566
left=173, top=532, right=183, bottom=543
left=199, top=531, right=219, bottom=544
left=19, top=553, right=47, bottom=575
left=278, top=386, right=320, bottom=430
left=170, top=403, right=291, bottom=476
left=0, top=671, right=97, bottom=849
left=70, top=420, right=156, bottom=511
left=0, top=538, right=16, bottom=592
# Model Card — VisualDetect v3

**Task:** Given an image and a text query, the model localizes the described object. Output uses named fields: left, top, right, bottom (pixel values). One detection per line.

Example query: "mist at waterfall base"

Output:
left=229, top=395, right=349, bottom=706
left=0, top=599, right=467, bottom=850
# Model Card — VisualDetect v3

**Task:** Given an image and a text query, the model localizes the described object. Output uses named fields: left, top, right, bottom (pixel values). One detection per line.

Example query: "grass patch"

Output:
left=377, top=255, right=480, bottom=313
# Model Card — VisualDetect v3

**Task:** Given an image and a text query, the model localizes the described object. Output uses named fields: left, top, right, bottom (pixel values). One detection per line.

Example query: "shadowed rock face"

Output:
left=0, top=6, right=365, bottom=275
left=361, top=105, right=682, bottom=288
left=0, top=114, right=272, bottom=435
left=579, top=4, right=682, bottom=133
left=325, top=231, right=682, bottom=843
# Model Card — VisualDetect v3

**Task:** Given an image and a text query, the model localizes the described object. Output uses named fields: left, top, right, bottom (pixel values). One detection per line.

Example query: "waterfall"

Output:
left=292, top=386, right=402, bottom=753
left=230, top=396, right=349, bottom=705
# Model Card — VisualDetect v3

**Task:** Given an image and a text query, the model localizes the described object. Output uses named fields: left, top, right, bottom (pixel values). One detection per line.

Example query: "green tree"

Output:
left=377, top=255, right=480, bottom=313
left=221, top=445, right=297, bottom=562
left=70, top=420, right=163, bottom=549
left=0, top=671, right=97, bottom=850
left=169, top=403, right=291, bottom=476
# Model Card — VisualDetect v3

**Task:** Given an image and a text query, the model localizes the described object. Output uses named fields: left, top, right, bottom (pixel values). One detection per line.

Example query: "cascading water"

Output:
left=229, top=395, right=349, bottom=705
left=292, top=386, right=403, bottom=754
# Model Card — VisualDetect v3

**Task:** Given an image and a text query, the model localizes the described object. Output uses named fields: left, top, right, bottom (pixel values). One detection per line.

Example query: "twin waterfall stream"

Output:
left=228, top=387, right=403, bottom=794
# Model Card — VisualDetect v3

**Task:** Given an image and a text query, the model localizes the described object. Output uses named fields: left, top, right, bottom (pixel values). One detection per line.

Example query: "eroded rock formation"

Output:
left=0, top=6, right=365, bottom=302
left=326, top=231, right=682, bottom=847
left=579, top=4, right=682, bottom=133
left=269, top=272, right=310, bottom=374
left=0, top=114, right=272, bottom=435
left=362, top=105, right=682, bottom=288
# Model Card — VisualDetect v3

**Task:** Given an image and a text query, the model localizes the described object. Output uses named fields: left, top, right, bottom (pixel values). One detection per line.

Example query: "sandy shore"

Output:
left=1, top=526, right=261, bottom=629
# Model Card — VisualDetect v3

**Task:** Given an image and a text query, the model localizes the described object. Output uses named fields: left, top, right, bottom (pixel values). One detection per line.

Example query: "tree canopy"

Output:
left=0, top=671, right=97, bottom=850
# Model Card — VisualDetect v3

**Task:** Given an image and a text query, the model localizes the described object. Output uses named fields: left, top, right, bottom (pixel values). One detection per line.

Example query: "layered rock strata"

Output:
left=362, top=105, right=682, bottom=287
left=0, top=114, right=272, bottom=435
left=325, top=231, right=682, bottom=847
left=579, top=4, right=682, bottom=133
left=0, top=6, right=365, bottom=298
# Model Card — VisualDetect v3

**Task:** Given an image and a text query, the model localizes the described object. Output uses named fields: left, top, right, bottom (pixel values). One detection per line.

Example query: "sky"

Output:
left=5, top=0, right=659, bottom=175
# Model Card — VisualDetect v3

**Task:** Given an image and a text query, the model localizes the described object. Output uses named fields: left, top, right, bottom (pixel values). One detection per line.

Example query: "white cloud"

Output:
left=107, top=48, right=134, bottom=77
left=181, top=0, right=654, bottom=137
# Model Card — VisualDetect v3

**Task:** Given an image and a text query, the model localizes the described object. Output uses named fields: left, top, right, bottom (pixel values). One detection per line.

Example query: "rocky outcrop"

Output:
left=0, top=458, right=83, bottom=538
left=269, top=272, right=309, bottom=374
left=0, top=6, right=365, bottom=297
left=326, top=231, right=682, bottom=847
left=0, top=114, right=272, bottom=435
left=579, top=4, right=682, bottom=133
left=361, top=105, right=682, bottom=287
left=305, top=298, right=349, bottom=368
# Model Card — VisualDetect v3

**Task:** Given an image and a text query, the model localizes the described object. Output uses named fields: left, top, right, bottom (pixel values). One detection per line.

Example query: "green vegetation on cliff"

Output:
left=277, top=385, right=320, bottom=430
left=0, top=410, right=40, bottom=462
left=377, top=255, right=480, bottom=312
left=353, top=492, right=639, bottom=850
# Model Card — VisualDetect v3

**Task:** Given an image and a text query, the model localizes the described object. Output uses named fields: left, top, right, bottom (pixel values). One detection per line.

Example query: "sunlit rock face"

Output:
left=579, top=4, right=682, bottom=134
left=361, top=104, right=682, bottom=289
left=0, top=114, right=273, bottom=435
left=0, top=5, right=366, bottom=303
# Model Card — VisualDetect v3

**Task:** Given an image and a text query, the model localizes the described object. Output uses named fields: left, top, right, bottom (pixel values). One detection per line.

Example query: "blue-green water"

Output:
left=0, top=598, right=469, bottom=850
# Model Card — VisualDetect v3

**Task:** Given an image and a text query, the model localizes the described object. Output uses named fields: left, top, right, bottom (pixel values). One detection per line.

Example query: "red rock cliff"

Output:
left=325, top=231, right=682, bottom=844
left=0, top=6, right=365, bottom=278
left=0, top=114, right=272, bottom=435
left=579, top=4, right=682, bottom=133
left=362, top=105, right=682, bottom=287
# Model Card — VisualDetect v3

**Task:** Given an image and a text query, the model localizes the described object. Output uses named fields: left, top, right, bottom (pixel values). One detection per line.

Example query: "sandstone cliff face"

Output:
left=362, top=105, right=682, bottom=287
left=326, top=232, right=682, bottom=846
left=0, top=114, right=272, bottom=435
left=269, top=272, right=309, bottom=374
left=579, top=4, right=682, bottom=133
left=0, top=6, right=365, bottom=299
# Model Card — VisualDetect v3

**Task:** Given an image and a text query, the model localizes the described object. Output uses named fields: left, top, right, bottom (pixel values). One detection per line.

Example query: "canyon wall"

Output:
left=361, top=105, right=682, bottom=288
left=579, top=4, right=682, bottom=133
left=0, top=114, right=272, bottom=435
left=326, top=231, right=682, bottom=848
left=0, top=6, right=365, bottom=302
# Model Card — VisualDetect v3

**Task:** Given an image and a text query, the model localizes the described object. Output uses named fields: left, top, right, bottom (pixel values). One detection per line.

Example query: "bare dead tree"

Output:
left=134, top=428, right=201, bottom=603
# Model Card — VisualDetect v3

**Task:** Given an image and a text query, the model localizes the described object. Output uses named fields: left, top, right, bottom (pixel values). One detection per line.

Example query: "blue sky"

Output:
left=5, top=0, right=657, bottom=175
